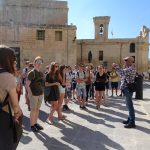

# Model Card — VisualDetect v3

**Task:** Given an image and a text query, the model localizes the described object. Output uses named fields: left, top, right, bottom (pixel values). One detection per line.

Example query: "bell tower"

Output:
left=93, top=16, right=110, bottom=41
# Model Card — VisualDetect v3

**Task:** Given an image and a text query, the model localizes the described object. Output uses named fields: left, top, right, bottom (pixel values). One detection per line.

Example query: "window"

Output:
left=55, top=31, right=62, bottom=41
left=99, top=51, right=103, bottom=61
left=99, top=24, right=104, bottom=35
left=37, top=30, right=45, bottom=40
left=130, top=43, right=135, bottom=53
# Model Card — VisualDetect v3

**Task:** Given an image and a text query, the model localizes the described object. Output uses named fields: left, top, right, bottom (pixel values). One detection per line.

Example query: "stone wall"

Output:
left=0, top=24, right=77, bottom=68
left=0, top=0, right=68, bottom=25
left=76, top=38, right=149, bottom=72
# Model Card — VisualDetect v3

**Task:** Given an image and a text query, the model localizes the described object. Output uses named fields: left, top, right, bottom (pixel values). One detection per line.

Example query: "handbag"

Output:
left=12, top=113, right=23, bottom=144
left=0, top=94, right=23, bottom=144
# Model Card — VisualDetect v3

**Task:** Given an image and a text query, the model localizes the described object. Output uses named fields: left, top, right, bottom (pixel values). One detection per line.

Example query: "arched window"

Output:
left=99, top=24, right=104, bottom=35
left=130, top=43, right=135, bottom=53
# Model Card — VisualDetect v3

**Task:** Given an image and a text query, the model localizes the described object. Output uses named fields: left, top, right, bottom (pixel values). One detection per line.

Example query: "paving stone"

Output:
left=17, top=82, right=150, bottom=150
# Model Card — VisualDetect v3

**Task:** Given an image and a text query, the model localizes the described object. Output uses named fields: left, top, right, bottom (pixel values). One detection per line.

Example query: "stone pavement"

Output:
left=17, top=82, right=150, bottom=150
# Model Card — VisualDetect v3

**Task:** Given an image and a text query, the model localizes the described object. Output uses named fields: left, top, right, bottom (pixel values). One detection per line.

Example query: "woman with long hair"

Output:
left=45, top=62, right=61, bottom=124
left=0, top=45, right=22, bottom=149
left=94, top=65, right=107, bottom=109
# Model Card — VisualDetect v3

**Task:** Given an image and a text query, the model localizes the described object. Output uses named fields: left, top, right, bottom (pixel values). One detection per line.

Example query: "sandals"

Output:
left=47, top=118, right=54, bottom=125
left=58, top=115, right=66, bottom=120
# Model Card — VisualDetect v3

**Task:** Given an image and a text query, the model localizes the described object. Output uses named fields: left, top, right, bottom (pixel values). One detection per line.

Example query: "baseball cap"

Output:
left=34, top=56, right=43, bottom=64
left=123, top=56, right=134, bottom=62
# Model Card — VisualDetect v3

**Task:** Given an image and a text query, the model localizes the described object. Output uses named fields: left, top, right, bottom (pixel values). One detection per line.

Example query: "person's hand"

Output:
left=55, top=82, right=60, bottom=86
left=14, top=108, right=23, bottom=121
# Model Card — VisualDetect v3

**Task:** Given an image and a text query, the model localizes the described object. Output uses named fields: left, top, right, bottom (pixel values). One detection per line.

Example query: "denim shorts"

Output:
left=58, top=86, right=66, bottom=94
left=76, top=85, right=86, bottom=98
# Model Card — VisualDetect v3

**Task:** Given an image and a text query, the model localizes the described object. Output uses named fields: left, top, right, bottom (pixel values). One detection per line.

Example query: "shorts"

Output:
left=95, top=84, right=105, bottom=91
left=72, top=82, right=77, bottom=90
left=58, top=86, right=66, bottom=94
left=105, top=82, right=109, bottom=89
left=111, top=82, right=118, bottom=89
left=76, top=85, right=86, bottom=98
left=65, top=87, right=72, bottom=99
left=29, top=95, right=43, bottom=109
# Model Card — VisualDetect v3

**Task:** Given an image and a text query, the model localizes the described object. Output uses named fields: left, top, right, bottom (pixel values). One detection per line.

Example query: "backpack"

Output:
left=77, top=71, right=86, bottom=79
left=28, top=69, right=44, bottom=96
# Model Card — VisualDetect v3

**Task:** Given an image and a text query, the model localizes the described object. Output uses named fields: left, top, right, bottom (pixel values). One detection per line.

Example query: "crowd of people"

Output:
left=0, top=45, right=137, bottom=150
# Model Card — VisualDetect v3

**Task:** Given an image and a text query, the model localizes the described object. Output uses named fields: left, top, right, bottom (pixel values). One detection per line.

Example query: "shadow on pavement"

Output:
left=34, top=131, right=74, bottom=150
left=60, top=119, right=125, bottom=150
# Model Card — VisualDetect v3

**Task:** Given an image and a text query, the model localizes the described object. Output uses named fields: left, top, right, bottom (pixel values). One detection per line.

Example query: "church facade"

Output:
left=76, top=16, right=150, bottom=72
left=0, top=0, right=149, bottom=72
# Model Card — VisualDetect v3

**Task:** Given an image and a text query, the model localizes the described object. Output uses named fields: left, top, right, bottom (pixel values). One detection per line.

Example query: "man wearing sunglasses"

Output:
left=112, top=56, right=136, bottom=128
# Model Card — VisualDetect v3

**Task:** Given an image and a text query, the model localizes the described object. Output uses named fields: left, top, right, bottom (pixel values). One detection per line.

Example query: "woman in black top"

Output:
left=94, top=65, right=107, bottom=109
left=45, top=62, right=61, bottom=124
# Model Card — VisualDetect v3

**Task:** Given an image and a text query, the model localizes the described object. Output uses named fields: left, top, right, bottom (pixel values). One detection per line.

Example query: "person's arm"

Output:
left=62, top=71, right=66, bottom=85
left=26, top=79, right=32, bottom=96
left=45, top=74, right=60, bottom=87
left=9, top=88, right=22, bottom=120
left=45, top=82, right=60, bottom=87
left=112, top=63, right=124, bottom=76
left=115, top=66, right=133, bottom=77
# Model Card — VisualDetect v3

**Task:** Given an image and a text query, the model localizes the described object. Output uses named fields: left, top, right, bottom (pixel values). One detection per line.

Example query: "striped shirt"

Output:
left=115, top=65, right=136, bottom=90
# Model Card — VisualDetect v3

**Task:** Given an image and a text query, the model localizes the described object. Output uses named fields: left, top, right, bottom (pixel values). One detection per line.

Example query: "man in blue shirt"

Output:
left=112, top=56, right=136, bottom=128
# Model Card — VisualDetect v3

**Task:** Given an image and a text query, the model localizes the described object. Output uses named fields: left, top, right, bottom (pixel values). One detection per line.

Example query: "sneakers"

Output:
left=46, top=119, right=54, bottom=125
left=31, top=125, right=39, bottom=132
left=124, top=123, right=136, bottom=128
left=35, top=123, right=44, bottom=130
left=96, top=105, right=100, bottom=110
left=80, top=105, right=87, bottom=110
left=122, top=118, right=136, bottom=128
left=31, top=123, right=43, bottom=132
left=58, top=115, right=67, bottom=121
left=122, top=119, right=130, bottom=124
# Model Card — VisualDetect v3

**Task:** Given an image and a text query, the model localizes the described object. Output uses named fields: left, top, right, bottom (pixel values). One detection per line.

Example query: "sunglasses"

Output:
left=35, top=59, right=43, bottom=64
left=55, top=65, right=59, bottom=68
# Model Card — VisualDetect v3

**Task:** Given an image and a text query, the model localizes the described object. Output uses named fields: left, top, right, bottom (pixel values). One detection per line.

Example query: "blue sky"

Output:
left=67, top=0, right=150, bottom=57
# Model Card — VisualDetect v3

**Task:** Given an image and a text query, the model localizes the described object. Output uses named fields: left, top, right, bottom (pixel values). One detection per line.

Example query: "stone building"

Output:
left=0, top=0, right=149, bottom=73
left=0, top=0, right=77, bottom=68
left=77, top=16, right=150, bottom=72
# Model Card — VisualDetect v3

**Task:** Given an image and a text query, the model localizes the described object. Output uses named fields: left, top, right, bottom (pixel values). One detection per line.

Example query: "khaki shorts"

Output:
left=29, top=95, right=43, bottom=109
